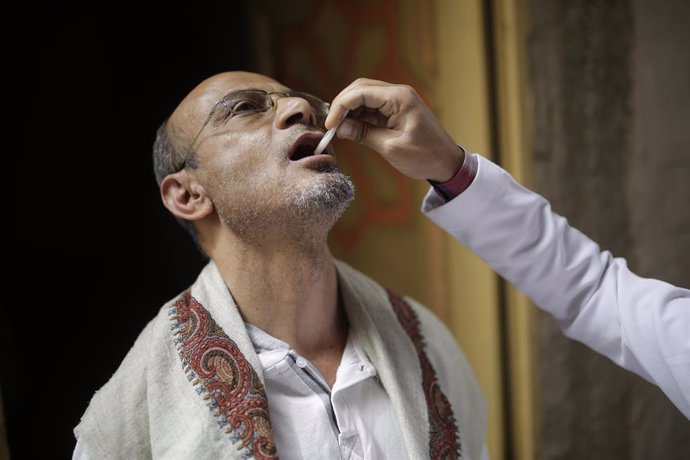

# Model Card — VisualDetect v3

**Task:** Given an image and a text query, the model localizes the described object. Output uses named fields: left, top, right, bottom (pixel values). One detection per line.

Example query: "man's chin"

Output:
left=292, top=170, right=355, bottom=216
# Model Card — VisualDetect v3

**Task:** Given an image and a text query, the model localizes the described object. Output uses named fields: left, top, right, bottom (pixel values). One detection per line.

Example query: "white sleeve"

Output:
left=72, top=439, right=89, bottom=460
left=422, top=154, right=690, bottom=419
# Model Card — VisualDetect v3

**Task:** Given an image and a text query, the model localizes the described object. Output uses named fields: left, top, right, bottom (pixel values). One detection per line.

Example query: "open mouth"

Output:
left=289, top=134, right=331, bottom=161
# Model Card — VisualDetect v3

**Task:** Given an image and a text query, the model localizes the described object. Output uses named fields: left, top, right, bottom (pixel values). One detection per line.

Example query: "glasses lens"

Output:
left=213, top=90, right=273, bottom=123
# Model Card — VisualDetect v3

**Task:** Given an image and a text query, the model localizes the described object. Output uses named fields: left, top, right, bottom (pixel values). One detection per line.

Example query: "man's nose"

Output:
left=274, top=97, right=318, bottom=129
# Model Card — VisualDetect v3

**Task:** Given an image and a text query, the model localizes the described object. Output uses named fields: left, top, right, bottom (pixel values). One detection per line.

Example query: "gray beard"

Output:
left=220, top=169, right=355, bottom=245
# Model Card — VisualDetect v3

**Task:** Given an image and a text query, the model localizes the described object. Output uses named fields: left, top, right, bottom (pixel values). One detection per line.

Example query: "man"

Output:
left=72, top=72, right=488, bottom=460
left=325, top=78, right=690, bottom=420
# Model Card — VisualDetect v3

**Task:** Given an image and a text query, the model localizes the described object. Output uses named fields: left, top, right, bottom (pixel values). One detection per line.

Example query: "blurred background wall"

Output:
left=529, top=0, right=690, bottom=458
left=2, top=0, right=688, bottom=459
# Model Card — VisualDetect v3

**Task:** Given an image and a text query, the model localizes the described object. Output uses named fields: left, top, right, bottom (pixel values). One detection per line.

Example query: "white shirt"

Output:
left=246, top=323, right=407, bottom=460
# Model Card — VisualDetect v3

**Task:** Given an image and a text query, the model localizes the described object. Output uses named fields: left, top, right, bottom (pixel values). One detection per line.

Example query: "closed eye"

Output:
left=232, top=100, right=262, bottom=113
left=215, top=101, right=262, bottom=124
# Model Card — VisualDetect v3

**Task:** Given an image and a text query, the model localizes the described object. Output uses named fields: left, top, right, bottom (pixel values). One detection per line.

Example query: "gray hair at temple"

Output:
left=152, top=120, right=202, bottom=248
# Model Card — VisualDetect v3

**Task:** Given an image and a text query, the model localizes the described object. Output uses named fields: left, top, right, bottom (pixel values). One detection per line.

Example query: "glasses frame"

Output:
left=176, top=89, right=330, bottom=172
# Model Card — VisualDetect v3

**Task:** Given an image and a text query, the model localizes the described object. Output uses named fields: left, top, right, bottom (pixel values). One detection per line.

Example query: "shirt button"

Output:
left=296, top=356, right=307, bottom=368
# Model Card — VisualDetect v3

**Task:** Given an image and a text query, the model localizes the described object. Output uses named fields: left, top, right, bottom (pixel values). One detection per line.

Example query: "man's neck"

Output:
left=211, top=237, right=348, bottom=386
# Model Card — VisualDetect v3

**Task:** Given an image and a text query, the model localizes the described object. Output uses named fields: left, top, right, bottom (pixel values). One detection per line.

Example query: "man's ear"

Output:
left=160, top=170, right=214, bottom=222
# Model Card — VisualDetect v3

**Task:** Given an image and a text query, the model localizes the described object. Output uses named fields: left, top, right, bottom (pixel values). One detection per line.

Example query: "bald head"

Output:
left=169, top=71, right=289, bottom=149
left=153, top=71, right=291, bottom=185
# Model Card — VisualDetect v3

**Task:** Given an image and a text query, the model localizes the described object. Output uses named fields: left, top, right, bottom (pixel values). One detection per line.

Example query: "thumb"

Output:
left=336, top=119, right=391, bottom=152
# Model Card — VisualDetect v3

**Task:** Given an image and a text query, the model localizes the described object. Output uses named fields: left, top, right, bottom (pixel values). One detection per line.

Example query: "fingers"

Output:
left=355, top=122, right=369, bottom=144
left=325, top=78, right=461, bottom=182
left=325, top=78, right=418, bottom=130
left=336, top=118, right=389, bottom=152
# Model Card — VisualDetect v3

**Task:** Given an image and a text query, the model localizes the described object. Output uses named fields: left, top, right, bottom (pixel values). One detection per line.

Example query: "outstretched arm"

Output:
left=328, top=79, right=690, bottom=419
left=423, top=153, right=690, bottom=420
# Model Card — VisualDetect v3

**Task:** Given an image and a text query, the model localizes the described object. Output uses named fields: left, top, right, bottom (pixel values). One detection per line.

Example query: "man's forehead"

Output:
left=192, top=72, right=289, bottom=108
left=172, top=71, right=289, bottom=129
left=204, top=72, right=289, bottom=97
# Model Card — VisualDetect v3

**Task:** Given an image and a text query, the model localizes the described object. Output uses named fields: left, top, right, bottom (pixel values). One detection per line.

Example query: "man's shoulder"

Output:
left=73, top=291, right=188, bottom=457
left=82, top=295, right=178, bottom=401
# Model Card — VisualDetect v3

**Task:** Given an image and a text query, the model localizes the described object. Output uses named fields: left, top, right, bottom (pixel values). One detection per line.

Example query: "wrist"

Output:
left=427, top=147, right=477, bottom=202
left=429, top=145, right=465, bottom=183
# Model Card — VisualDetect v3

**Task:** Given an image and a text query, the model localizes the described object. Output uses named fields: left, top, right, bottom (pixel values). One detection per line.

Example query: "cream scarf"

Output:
left=74, top=260, right=486, bottom=459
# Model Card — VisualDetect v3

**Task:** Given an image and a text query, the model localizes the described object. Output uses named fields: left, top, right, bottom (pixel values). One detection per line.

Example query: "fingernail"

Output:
left=338, top=119, right=355, bottom=139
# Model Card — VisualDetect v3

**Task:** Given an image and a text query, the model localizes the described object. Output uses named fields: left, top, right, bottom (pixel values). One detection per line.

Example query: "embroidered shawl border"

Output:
left=169, top=288, right=461, bottom=459
left=169, top=290, right=278, bottom=459
left=387, top=289, right=462, bottom=459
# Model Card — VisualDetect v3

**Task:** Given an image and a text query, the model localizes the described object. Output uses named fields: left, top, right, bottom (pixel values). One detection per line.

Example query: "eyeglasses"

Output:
left=177, top=89, right=331, bottom=171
